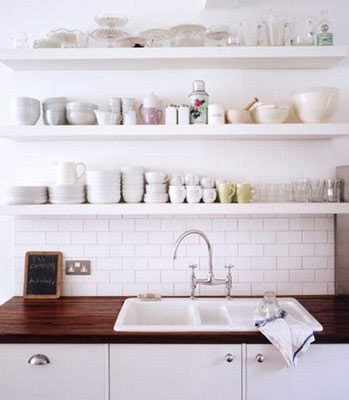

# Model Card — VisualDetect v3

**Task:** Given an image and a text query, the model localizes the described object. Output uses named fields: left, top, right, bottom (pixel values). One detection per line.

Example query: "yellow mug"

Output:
left=237, top=183, right=256, bottom=203
left=218, top=183, right=236, bottom=203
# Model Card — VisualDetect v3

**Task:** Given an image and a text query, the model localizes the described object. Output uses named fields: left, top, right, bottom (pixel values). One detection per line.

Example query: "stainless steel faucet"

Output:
left=173, top=229, right=233, bottom=299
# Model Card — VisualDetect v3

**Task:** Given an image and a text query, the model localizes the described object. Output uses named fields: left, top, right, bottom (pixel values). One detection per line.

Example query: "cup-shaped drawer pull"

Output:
left=256, top=354, right=265, bottom=363
left=225, top=353, right=234, bottom=363
left=28, top=354, right=50, bottom=366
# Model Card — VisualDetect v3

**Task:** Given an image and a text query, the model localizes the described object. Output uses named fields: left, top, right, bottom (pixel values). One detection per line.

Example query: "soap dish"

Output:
left=137, top=293, right=162, bottom=301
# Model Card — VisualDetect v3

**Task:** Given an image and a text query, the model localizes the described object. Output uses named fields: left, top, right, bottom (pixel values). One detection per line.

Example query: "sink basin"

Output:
left=114, top=297, right=323, bottom=332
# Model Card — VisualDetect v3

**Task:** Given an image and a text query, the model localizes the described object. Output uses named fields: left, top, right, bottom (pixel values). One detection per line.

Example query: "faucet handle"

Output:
left=189, top=264, right=197, bottom=270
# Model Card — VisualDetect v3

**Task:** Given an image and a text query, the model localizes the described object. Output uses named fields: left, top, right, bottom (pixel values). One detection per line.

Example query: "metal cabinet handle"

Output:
left=225, top=353, right=234, bottom=363
left=256, top=354, right=265, bottom=363
left=28, top=354, right=50, bottom=366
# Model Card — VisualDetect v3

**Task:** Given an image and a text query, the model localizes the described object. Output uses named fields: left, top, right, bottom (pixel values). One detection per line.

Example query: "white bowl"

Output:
left=67, top=110, right=97, bottom=125
left=66, top=102, right=98, bottom=111
left=94, top=110, right=122, bottom=125
left=123, top=193, right=144, bottom=203
left=226, top=109, right=252, bottom=124
left=145, top=184, right=167, bottom=194
left=291, top=87, right=340, bottom=123
left=251, top=106, right=290, bottom=124
left=11, top=97, right=41, bottom=125
left=144, top=193, right=169, bottom=203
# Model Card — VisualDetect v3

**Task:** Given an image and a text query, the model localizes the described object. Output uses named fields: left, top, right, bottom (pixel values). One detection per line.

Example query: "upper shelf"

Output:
left=0, top=46, right=346, bottom=71
left=1, top=203, right=349, bottom=216
left=0, top=124, right=347, bottom=142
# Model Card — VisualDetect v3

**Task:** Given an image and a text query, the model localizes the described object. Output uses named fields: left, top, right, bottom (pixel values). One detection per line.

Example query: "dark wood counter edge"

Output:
left=0, top=295, right=349, bottom=344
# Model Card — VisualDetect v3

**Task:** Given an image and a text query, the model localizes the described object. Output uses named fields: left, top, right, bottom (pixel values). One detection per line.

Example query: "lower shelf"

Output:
left=1, top=203, right=349, bottom=216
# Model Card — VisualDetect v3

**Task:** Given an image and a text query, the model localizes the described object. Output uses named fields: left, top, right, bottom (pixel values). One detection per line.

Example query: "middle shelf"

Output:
left=0, top=123, right=348, bottom=142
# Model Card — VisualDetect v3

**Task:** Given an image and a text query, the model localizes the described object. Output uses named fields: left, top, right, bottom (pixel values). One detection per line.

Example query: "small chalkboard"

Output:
left=24, top=252, right=62, bottom=299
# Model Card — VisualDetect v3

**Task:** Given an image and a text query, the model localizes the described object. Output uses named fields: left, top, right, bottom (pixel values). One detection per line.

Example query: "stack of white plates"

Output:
left=86, top=170, right=121, bottom=204
left=49, top=184, right=85, bottom=204
left=121, top=167, right=144, bottom=203
left=5, top=186, right=48, bottom=204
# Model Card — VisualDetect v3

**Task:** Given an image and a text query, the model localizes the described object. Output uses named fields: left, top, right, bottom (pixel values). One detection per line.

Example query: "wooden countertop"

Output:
left=0, top=296, right=348, bottom=344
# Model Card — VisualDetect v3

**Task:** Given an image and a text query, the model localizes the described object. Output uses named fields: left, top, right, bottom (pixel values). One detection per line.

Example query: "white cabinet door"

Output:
left=247, top=344, right=349, bottom=400
left=110, top=344, right=242, bottom=400
left=0, top=344, right=108, bottom=400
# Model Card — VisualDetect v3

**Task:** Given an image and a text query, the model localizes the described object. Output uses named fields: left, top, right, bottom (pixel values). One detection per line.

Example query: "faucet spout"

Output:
left=173, top=229, right=214, bottom=278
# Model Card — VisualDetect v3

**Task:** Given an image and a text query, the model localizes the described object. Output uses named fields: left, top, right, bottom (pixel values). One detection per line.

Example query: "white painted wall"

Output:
left=0, top=0, right=348, bottom=296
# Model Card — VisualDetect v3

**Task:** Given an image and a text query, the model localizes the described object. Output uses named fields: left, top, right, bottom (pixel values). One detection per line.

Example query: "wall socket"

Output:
left=65, top=260, right=91, bottom=275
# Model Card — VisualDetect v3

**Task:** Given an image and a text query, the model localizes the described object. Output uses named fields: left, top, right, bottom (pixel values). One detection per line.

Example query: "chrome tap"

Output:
left=173, top=229, right=233, bottom=299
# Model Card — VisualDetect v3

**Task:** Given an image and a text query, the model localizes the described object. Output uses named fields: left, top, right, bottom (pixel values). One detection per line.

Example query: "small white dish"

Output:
left=146, top=184, right=167, bottom=194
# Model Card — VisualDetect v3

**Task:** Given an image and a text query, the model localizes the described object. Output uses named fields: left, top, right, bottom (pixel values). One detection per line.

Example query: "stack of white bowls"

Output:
left=11, top=97, right=41, bottom=126
left=86, top=170, right=121, bottom=204
left=144, top=171, right=169, bottom=203
left=49, top=184, right=85, bottom=204
left=42, top=97, right=67, bottom=125
left=5, top=186, right=48, bottom=204
left=66, top=102, right=98, bottom=125
left=121, top=167, right=144, bottom=203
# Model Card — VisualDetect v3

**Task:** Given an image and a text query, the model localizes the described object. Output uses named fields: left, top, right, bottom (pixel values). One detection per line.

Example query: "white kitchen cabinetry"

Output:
left=0, top=344, right=108, bottom=400
left=246, top=344, right=349, bottom=400
left=110, top=344, right=242, bottom=400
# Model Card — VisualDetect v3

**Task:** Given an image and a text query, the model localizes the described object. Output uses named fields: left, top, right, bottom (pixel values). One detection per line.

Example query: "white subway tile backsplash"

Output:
left=12, top=215, right=335, bottom=296
left=302, top=231, right=328, bottom=243
left=71, top=232, right=96, bottom=245
left=84, top=219, right=109, bottom=232
left=122, top=232, right=148, bottom=244
left=238, top=219, right=263, bottom=231
left=289, top=244, right=314, bottom=256
left=46, top=232, right=70, bottom=245
left=97, top=232, right=122, bottom=245
left=135, top=218, right=161, bottom=232
left=58, top=219, right=83, bottom=232
left=136, top=270, right=161, bottom=283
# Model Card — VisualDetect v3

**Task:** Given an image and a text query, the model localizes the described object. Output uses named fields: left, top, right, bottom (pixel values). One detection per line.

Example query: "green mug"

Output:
left=218, top=183, right=236, bottom=203
left=237, top=183, right=256, bottom=203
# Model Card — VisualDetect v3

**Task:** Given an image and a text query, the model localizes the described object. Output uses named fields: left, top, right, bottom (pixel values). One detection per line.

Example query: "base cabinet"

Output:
left=110, top=344, right=242, bottom=400
left=0, top=344, right=108, bottom=400
left=246, top=344, right=349, bottom=400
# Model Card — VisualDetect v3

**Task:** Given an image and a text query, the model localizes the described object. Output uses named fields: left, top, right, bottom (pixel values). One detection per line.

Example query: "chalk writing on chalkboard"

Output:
left=24, top=252, right=62, bottom=299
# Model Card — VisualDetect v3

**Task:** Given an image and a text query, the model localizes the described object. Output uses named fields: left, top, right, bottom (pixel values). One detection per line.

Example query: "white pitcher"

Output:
left=54, top=162, right=86, bottom=185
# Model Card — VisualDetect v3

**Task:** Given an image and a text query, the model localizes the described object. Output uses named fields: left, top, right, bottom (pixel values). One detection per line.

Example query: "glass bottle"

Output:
left=189, top=80, right=209, bottom=124
left=316, top=10, right=333, bottom=46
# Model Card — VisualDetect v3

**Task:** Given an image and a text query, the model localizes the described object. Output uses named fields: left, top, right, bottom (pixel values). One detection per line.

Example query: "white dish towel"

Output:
left=254, top=309, right=315, bottom=367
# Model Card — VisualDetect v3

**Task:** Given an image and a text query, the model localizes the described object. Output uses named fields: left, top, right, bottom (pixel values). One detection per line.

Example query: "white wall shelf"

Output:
left=0, top=47, right=346, bottom=71
left=1, top=203, right=349, bottom=216
left=0, top=124, right=347, bottom=142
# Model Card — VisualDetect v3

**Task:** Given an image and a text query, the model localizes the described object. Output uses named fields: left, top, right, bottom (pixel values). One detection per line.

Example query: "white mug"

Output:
left=145, top=171, right=168, bottom=184
left=123, top=110, right=137, bottom=125
left=55, top=162, right=86, bottom=185
left=208, top=104, right=225, bottom=125
left=169, top=185, right=186, bottom=203
left=170, top=174, right=185, bottom=186
left=186, top=185, right=203, bottom=204
left=203, top=188, right=217, bottom=203
left=200, top=177, right=215, bottom=189
left=185, top=173, right=200, bottom=186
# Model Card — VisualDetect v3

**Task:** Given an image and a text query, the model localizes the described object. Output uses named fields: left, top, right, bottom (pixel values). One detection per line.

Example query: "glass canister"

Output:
left=189, top=80, right=209, bottom=124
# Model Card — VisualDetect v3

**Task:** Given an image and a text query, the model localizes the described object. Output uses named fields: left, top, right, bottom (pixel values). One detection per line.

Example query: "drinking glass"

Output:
left=257, top=21, right=269, bottom=46
left=310, top=179, right=325, bottom=202
left=324, top=179, right=341, bottom=203
left=205, top=26, right=231, bottom=46
left=240, top=22, right=258, bottom=46
left=279, top=183, right=293, bottom=202
left=267, top=15, right=285, bottom=46
left=292, top=178, right=310, bottom=202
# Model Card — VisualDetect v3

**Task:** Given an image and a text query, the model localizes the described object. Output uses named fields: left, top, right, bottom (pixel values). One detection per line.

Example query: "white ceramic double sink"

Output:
left=114, top=297, right=323, bottom=332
